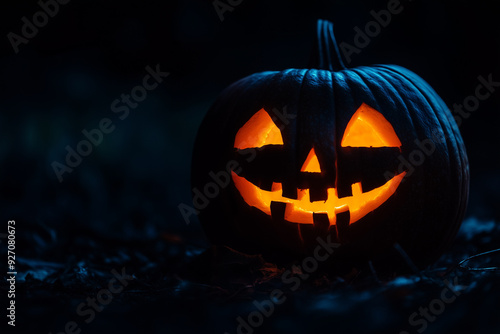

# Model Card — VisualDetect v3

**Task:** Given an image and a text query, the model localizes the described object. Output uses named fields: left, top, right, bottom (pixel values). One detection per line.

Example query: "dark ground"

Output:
left=0, top=0, right=499, bottom=333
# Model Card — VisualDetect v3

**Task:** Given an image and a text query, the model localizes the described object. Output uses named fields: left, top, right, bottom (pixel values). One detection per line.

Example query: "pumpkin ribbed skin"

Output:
left=191, top=21, right=469, bottom=272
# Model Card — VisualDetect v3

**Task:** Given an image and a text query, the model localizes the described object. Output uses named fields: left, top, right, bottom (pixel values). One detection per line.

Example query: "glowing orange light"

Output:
left=341, top=103, right=402, bottom=148
left=231, top=104, right=405, bottom=226
left=301, top=148, right=322, bottom=173
left=232, top=171, right=406, bottom=225
left=234, top=108, right=283, bottom=150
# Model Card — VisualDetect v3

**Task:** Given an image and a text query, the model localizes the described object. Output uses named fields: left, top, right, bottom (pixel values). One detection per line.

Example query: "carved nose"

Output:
left=301, top=148, right=321, bottom=173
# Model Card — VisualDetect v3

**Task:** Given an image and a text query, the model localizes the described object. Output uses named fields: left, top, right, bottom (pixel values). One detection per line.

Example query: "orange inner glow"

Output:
left=231, top=104, right=405, bottom=226
left=234, top=108, right=284, bottom=150
left=341, top=103, right=402, bottom=148
left=232, top=171, right=406, bottom=225
left=301, top=148, right=322, bottom=173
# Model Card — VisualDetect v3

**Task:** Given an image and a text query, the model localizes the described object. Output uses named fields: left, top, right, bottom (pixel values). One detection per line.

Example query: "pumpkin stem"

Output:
left=310, top=19, right=347, bottom=71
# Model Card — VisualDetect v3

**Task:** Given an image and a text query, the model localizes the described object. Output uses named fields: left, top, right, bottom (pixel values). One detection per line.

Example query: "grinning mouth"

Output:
left=231, top=171, right=406, bottom=226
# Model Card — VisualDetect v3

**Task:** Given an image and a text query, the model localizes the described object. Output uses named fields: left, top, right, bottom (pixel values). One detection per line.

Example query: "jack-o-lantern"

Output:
left=192, top=20, right=469, bottom=272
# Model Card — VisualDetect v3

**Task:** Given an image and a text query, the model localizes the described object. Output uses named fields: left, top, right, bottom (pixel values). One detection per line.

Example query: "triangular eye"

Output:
left=301, top=148, right=321, bottom=173
left=341, top=103, right=402, bottom=148
left=234, top=108, right=284, bottom=150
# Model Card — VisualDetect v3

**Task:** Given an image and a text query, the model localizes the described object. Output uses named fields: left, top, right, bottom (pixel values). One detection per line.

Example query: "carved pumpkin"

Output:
left=192, top=20, right=469, bottom=271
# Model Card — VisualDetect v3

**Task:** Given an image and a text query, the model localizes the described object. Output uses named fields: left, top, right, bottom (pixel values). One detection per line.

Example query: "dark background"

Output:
left=0, top=0, right=499, bottom=333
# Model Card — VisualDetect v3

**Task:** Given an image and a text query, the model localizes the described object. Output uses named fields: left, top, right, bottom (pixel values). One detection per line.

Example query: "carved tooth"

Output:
left=297, top=188, right=308, bottom=201
left=271, top=182, right=282, bottom=193
left=351, top=182, right=363, bottom=197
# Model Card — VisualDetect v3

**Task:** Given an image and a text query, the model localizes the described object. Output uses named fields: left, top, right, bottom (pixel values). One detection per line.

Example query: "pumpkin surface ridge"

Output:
left=380, top=66, right=460, bottom=161
left=379, top=66, right=469, bottom=252
left=380, top=65, right=469, bottom=236
left=349, top=68, right=388, bottom=114
left=375, top=66, right=445, bottom=140
left=362, top=67, right=421, bottom=135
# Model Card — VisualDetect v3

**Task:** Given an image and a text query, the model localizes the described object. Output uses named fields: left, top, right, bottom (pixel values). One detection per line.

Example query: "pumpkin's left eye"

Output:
left=341, top=103, right=402, bottom=148
left=234, top=108, right=284, bottom=150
